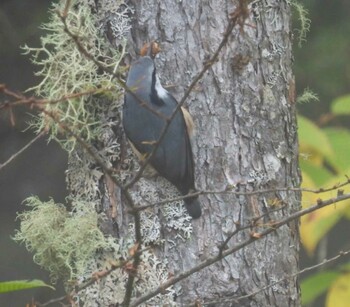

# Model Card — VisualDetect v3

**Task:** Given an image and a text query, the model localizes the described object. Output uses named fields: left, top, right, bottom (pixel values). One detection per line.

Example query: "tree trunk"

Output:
left=74, top=0, right=301, bottom=306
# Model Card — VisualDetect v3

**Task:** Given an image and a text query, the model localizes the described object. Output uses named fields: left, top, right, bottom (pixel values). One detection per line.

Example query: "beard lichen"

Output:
left=16, top=0, right=196, bottom=305
left=23, top=0, right=127, bottom=152
left=13, top=196, right=114, bottom=283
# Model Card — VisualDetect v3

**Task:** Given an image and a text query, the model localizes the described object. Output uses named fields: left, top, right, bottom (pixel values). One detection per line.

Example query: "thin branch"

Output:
left=54, top=7, right=147, bottom=300
left=37, top=245, right=153, bottom=306
left=124, top=2, right=249, bottom=189
left=133, top=177, right=350, bottom=211
left=0, top=132, right=45, bottom=171
left=36, top=295, right=70, bottom=307
left=1, top=1, right=330, bottom=306
left=35, top=191, right=350, bottom=307
left=121, top=190, right=143, bottom=307
left=178, top=0, right=247, bottom=107
left=55, top=3, right=248, bottom=304
left=56, top=10, right=168, bottom=122
left=0, top=87, right=104, bottom=110
left=56, top=8, right=146, bottom=303
left=4, top=84, right=350, bottom=305
left=200, top=248, right=350, bottom=306
left=129, top=192, right=350, bottom=306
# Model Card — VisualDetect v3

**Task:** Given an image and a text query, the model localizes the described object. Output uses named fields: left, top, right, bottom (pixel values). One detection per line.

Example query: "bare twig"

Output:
left=56, top=11, right=168, bottom=122
left=34, top=191, right=350, bottom=307
left=201, top=249, right=350, bottom=306
left=124, top=1, right=249, bottom=189
left=2, top=1, right=333, bottom=306
left=133, top=177, right=350, bottom=211
left=37, top=295, right=70, bottom=307
left=0, top=132, right=45, bottom=171
left=58, top=8, right=145, bottom=303
left=129, top=192, right=350, bottom=306
left=37, top=245, right=153, bottom=306
left=121, top=191, right=143, bottom=307
left=233, top=249, right=350, bottom=303
left=0, top=86, right=108, bottom=110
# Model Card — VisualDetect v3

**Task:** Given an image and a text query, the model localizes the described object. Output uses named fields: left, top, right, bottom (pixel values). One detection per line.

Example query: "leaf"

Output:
left=331, top=94, right=350, bottom=115
left=301, top=207, right=342, bottom=255
left=298, top=115, right=333, bottom=160
left=300, top=159, right=333, bottom=186
left=301, top=271, right=339, bottom=305
left=326, top=273, right=350, bottom=307
left=323, top=128, right=350, bottom=173
left=0, top=279, right=54, bottom=293
left=300, top=171, right=350, bottom=254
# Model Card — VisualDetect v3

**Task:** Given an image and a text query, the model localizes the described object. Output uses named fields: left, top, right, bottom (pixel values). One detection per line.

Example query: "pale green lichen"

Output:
left=131, top=176, right=194, bottom=241
left=17, top=0, right=193, bottom=304
left=13, top=196, right=113, bottom=283
left=23, top=0, right=125, bottom=152
left=297, top=87, right=319, bottom=104
left=77, top=249, right=176, bottom=306
left=290, top=0, right=311, bottom=47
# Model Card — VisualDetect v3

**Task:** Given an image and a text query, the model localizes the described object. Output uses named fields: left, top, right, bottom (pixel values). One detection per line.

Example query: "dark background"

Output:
left=0, top=1, right=66, bottom=305
left=1, top=0, right=349, bottom=306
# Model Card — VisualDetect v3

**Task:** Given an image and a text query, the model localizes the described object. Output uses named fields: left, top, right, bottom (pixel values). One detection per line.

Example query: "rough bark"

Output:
left=95, top=0, right=300, bottom=306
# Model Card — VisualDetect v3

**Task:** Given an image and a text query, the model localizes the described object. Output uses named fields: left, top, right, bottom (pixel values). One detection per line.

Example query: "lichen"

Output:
left=297, top=88, right=319, bottom=104
left=131, top=176, right=194, bottom=241
left=13, top=196, right=112, bottom=283
left=290, top=0, right=311, bottom=47
left=77, top=249, right=177, bottom=306
left=17, top=0, right=194, bottom=305
left=23, top=0, right=127, bottom=152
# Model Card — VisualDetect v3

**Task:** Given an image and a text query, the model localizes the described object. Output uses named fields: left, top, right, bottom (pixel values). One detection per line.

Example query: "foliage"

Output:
left=326, top=272, right=350, bottom=307
left=331, top=95, right=350, bottom=116
left=299, top=94, right=350, bottom=306
left=0, top=280, right=54, bottom=293
left=301, top=271, right=339, bottom=305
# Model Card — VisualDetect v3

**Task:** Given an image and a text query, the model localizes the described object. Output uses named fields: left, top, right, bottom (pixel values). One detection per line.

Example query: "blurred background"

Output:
left=0, top=1, right=66, bottom=305
left=1, top=0, right=349, bottom=306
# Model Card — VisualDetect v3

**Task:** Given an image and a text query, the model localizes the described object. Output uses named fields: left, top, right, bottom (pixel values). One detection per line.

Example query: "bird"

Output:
left=122, top=45, right=201, bottom=219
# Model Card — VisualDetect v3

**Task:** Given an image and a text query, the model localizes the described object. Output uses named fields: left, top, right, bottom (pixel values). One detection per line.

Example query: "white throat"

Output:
left=155, top=76, right=169, bottom=99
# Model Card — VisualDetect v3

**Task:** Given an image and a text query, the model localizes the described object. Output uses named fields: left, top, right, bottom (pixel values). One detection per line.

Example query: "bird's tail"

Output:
left=184, top=197, right=201, bottom=219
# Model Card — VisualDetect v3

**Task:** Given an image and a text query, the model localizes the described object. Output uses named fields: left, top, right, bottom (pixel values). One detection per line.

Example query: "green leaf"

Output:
left=301, top=271, right=339, bottom=305
left=0, top=279, right=54, bottom=293
left=331, top=95, right=350, bottom=115
left=298, top=115, right=333, bottom=158
left=300, top=159, right=333, bottom=186
left=339, top=262, right=350, bottom=271
left=326, top=273, right=350, bottom=307
left=323, top=128, right=350, bottom=173
left=300, top=168, right=350, bottom=254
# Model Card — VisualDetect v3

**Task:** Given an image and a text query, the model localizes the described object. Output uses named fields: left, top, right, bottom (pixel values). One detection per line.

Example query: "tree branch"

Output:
left=201, top=248, right=350, bottom=306
left=0, top=131, right=45, bottom=171
left=129, top=192, right=350, bottom=306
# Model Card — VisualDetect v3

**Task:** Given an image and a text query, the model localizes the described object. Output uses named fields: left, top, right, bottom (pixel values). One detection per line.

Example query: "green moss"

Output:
left=14, top=196, right=111, bottom=282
